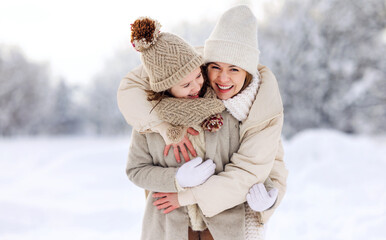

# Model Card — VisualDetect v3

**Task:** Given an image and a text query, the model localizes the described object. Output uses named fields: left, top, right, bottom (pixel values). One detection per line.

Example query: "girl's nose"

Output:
left=191, top=80, right=201, bottom=93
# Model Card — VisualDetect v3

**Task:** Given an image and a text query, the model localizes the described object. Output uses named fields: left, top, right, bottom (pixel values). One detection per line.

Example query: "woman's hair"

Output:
left=146, top=66, right=208, bottom=102
left=202, top=63, right=253, bottom=95
left=240, top=72, right=253, bottom=93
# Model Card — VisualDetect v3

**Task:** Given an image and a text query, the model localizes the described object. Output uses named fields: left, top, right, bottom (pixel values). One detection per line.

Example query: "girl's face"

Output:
left=207, top=62, right=247, bottom=100
left=169, top=67, right=204, bottom=99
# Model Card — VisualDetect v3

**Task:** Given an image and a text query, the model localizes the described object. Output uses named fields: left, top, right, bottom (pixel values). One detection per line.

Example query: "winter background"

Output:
left=1, top=0, right=385, bottom=239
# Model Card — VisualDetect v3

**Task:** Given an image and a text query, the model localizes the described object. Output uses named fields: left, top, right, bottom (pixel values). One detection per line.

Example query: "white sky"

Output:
left=0, top=0, right=276, bottom=85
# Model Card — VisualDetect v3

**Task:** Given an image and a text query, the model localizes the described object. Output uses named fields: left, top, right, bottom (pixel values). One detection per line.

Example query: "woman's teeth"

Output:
left=217, top=84, right=233, bottom=90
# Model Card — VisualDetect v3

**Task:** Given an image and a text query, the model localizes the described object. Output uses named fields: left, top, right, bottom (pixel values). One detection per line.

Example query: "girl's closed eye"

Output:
left=196, top=73, right=202, bottom=79
left=183, top=83, right=190, bottom=88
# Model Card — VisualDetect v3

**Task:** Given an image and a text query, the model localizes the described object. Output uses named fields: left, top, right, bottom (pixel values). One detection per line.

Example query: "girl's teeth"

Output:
left=218, top=84, right=232, bottom=90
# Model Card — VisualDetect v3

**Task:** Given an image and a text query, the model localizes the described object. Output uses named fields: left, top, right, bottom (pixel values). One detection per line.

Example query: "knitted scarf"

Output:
left=223, top=73, right=260, bottom=122
left=153, top=88, right=225, bottom=127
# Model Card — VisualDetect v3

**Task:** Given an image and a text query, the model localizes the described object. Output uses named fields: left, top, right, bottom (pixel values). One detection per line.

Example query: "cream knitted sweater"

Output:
left=184, top=74, right=266, bottom=237
left=223, top=73, right=266, bottom=240
left=187, top=126, right=207, bottom=231
left=223, top=73, right=260, bottom=122
left=154, top=74, right=265, bottom=237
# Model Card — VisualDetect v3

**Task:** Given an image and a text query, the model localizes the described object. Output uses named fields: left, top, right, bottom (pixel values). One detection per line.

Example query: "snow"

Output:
left=0, top=136, right=144, bottom=239
left=1, top=130, right=385, bottom=239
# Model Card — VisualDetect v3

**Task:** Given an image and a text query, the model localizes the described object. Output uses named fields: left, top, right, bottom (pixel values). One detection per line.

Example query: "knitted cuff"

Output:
left=166, top=126, right=187, bottom=144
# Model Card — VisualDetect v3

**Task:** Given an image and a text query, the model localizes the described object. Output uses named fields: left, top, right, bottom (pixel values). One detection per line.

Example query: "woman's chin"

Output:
left=214, top=90, right=233, bottom=100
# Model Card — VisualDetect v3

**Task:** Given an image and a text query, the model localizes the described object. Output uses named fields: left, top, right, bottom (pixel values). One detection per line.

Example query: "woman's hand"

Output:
left=175, top=157, right=216, bottom=187
left=246, top=183, right=279, bottom=212
left=163, top=127, right=199, bottom=163
left=152, top=192, right=180, bottom=214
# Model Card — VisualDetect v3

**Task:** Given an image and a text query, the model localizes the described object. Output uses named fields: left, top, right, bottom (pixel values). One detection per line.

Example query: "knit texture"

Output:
left=175, top=127, right=207, bottom=231
left=204, top=5, right=260, bottom=75
left=245, top=203, right=265, bottom=240
left=187, top=203, right=207, bottom=231
left=223, top=73, right=261, bottom=121
left=130, top=17, right=203, bottom=92
left=187, top=126, right=206, bottom=231
left=154, top=88, right=225, bottom=127
left=142, top=33, right=203, bottom=92
left=165, top=125, right=187, bottom=143
left=176, top=184, right=207, bottom=232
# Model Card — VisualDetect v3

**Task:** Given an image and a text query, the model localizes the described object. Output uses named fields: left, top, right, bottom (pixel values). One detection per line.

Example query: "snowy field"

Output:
left=0, top=129, right=385, bottom=240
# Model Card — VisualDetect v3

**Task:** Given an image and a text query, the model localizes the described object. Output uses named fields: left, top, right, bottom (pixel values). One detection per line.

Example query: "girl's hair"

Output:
left=146, top=66, right=208, bottom=102
left=202, top=63, right=253, bottom=95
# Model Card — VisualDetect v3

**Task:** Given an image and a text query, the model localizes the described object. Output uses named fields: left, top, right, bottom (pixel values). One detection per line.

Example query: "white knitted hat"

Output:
left=204, top=5, right=260, bottom=75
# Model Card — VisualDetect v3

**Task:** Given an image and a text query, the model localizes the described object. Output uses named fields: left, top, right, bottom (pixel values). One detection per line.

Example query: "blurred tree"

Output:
left=0, top=46, right=52, bottom=136
left=45, top=79, right=84, bottom=135
left=84, top=47, right=140, bottom=135
left=2, top=1, right=385, bottom=138
left=259, top=0, right=386, bottom=137
left=173, top=19, right=215, bottom=47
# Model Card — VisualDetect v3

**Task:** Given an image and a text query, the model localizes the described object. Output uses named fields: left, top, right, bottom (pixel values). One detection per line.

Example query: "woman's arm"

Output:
left=117, top=65, right=197, bottom=161
left=178, top=115, right=285, bottom=217
left=259, top=141, right=288, bottom=222
left=178, top=65, right=288, bottom=218
left=117, top=65, right=163, bottom=133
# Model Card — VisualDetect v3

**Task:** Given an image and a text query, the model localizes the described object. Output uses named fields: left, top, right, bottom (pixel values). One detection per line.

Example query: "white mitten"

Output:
left=176, top=157, right=216, bottom=188
left=246, top=183, right=279, bottom=212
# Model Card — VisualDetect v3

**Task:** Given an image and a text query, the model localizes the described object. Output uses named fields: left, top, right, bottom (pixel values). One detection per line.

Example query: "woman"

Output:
left=119, top=5, right=288, bottom=239
left=126, top=16, right=248, bottom=240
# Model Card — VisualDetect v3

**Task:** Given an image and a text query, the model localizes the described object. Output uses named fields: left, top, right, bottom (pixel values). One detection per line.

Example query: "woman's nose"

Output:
left=218, top=70, right=228, bottom=83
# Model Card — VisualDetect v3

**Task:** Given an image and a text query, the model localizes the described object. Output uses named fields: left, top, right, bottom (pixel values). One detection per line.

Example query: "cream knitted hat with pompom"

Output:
left=131, top=17, right=203, bottom=92
left=204, top=5, right=260, bottom=75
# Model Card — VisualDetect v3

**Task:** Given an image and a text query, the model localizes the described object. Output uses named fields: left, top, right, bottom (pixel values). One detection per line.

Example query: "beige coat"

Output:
left=178, top=65, right=288, bottom=224
left=117, top=64, right=288, bottom=224
left=127, top=111, right=245, bottom=240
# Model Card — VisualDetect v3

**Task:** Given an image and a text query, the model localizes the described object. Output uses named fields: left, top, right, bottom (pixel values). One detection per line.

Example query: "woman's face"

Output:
left=169, top=67, right=204, bottom=99
left=207, top=62, right=247, bottom=100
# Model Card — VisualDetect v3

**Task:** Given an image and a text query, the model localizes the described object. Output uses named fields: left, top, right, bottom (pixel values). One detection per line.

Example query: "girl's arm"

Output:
left=127, top=131, right=215, bottom=193
left=117, top=65, right=197, bottom=161
left=126, top=130, right=178, bottom=193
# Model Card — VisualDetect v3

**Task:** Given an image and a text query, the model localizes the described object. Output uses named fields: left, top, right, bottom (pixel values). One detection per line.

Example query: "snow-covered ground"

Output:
left=0, top=130, right=385, bottom=240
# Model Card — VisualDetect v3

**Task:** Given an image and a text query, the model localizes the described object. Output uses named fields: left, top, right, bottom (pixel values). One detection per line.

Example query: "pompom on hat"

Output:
left=204, top=5, right=260, bottom=75
left=131, top=17, right=203, bottom=92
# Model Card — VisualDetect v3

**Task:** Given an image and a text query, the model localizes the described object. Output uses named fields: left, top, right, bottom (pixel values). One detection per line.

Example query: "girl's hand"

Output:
left=152, top=192, right=180, bottom=214
left=163, top=127, right=199, bottom=163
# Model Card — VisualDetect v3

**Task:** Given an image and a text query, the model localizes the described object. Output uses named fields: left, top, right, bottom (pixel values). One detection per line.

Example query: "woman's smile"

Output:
left=216, top=84, right=234, bottom=92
